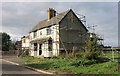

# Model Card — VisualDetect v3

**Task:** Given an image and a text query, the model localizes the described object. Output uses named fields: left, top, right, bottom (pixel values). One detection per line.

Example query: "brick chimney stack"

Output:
left=48, top=8, right=56, bottom=21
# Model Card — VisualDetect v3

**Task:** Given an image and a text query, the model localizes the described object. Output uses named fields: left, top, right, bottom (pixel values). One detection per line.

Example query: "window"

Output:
left=33, top=31, right=37, bottom=38
left=46, top=27, right=52, bottom=35
left=34, top=43, right=37, bottom=51
left=23, top=39, right=26, bottom=43
left=40, top=31, right=42, bottom=35
left=48, top=40, right=52, bottom=51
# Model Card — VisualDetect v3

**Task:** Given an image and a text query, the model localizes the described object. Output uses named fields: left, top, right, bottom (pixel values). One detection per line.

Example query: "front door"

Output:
left=39, top=44, right=42, bottom=55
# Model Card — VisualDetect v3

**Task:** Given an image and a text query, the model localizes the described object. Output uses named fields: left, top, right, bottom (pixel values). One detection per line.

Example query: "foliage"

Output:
left=21, top=56, right=119, bottom=74
left=0, top=32, right=11, bottom=51
left=84, top=34, right=102, bottom=60
left=102, top=51, right=120, bottom=63
left=103, top=51, right=120, bottom=59
left=74, top=61, right=118, bottom=74
left=9, top=41, right=16, bottom=50
left=70, top=59, right=97, bottom=67
left=0, top=32, right=17, bottom=51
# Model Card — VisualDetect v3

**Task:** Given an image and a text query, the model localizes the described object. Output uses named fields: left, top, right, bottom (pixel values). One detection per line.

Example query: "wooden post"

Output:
left=112, top=47, right=114, bottom=61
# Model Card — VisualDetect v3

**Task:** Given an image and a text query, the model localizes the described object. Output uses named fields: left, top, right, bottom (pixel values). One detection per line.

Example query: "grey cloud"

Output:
left=2, top=2, right=118, bottom=46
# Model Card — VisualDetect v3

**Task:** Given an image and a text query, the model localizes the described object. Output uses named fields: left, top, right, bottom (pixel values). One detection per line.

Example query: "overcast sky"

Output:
left=1, top=2, right=118, bottom=47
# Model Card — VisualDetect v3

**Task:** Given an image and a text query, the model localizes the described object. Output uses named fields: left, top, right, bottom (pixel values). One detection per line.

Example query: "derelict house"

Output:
left=27, top=8, right=88, bottom=57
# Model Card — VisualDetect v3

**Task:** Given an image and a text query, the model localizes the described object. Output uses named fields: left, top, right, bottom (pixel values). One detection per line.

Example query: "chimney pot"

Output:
left=48, top=8, right=56, bottom=21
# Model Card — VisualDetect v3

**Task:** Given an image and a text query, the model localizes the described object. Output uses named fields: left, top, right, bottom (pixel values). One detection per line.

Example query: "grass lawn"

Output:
left=21, top=56, right=119, bottom=74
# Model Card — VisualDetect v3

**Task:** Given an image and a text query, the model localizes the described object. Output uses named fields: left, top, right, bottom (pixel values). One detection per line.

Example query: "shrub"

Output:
left=84, top=34, right=103, bottom=60
left=70, top=59, right=97, bottom=67
left=84, top=51, right=99, bottom=60
left=75, top=52, right=83, bottom=58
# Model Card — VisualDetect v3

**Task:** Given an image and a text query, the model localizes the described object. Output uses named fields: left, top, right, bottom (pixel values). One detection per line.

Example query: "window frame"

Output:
left=48, top=40, right=52, bottom=51
left=40, top=31, right=42, bottom=35
left=46, top=27, right=52, bottom=35
left=33, top=31, right=37, bottom=38
left=23, top=39, right=26, bottom=43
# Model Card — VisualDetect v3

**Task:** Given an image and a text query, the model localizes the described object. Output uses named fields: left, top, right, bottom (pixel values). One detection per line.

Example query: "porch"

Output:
left=30, top=37, right=53, bottom=57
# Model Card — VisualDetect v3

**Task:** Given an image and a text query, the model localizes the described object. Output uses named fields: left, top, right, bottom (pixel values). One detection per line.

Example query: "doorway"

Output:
left=39, top=44, right=42, bottom=55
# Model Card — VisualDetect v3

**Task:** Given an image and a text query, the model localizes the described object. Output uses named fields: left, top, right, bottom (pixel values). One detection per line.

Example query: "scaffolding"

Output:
left=55, top=11, right=88, bottom=54
left=76, top=13, right=86, bottom=26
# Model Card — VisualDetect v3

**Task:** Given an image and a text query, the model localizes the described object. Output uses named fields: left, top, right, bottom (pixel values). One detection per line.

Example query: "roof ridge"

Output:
left=30, top=9, right=71, bottom=32
left=50, top=9, right=70, bottom=20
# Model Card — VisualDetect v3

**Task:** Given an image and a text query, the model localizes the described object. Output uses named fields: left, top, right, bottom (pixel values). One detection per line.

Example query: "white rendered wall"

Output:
left=22, top=37, right=30, bottom=49
left=29, top=25, right=60, bottom=57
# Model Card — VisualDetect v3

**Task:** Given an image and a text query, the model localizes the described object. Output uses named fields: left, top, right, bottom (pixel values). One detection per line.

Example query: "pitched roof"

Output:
left=30, top=9, right=88, bottom=32
left=30, top=10, right=70, bottom=32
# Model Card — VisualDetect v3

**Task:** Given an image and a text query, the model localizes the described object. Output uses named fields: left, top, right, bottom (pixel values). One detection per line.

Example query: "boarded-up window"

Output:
left=34, top=43, right=37, bottom=51
left=48, top=40, right=52, bottom=51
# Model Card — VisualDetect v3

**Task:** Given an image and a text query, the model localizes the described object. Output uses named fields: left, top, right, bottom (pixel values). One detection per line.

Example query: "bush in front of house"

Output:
left=70, top=59, right=97, bottom=67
